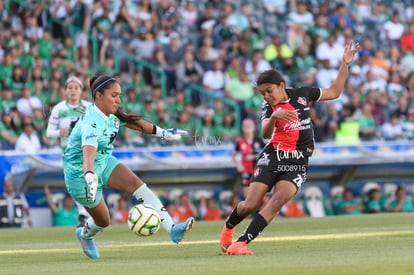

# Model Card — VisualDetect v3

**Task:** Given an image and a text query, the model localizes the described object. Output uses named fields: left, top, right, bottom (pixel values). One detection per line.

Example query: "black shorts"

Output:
left=250, top=146, right=309, bottom=191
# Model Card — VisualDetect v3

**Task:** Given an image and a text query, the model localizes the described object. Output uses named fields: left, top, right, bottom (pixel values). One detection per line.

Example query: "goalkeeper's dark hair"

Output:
left=90, top=75, right=144, bottom=131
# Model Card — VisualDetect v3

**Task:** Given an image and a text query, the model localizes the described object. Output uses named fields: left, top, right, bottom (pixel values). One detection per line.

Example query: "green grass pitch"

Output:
left=0, top=213, right=413, bottom=275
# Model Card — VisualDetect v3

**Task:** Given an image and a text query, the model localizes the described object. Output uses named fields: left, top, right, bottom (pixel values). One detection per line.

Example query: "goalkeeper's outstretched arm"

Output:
left=125, top=119, right=188, bottom=141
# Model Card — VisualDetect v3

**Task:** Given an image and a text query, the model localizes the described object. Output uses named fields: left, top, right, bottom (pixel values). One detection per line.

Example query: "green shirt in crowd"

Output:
left=336, top=199, right=363, bottom=215
left=52, top=206, right=79, bottom=226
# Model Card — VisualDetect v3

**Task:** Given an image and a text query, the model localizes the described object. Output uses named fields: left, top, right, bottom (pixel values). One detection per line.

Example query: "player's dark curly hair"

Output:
left=256, top=69, right=285, bottom=86
left=90, top=75, right=144, bottom=131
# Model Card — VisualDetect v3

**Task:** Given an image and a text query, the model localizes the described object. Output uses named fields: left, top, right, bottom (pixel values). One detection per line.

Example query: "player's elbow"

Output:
left=322, top=87, right=341, bottom=100
left=262, top=130, right=271, bottom=139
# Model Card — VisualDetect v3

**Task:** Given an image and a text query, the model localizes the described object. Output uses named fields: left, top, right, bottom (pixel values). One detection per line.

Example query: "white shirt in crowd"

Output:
left=15, top=132, right=41, bottom=154
left=316, top=41, right=345, bottom=69
left=16, top=97, right=43, bottom=117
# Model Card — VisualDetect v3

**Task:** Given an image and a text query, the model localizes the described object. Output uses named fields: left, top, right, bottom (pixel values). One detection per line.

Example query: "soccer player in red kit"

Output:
left=220, top=40, right=360, bottom=255
left=232, top=118, right=266, bottom=198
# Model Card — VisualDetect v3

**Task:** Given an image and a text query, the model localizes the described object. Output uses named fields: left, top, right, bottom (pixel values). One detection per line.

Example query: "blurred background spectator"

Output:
left=0, top=177, right=32, bottom=228
left=334, top=187, right=365, bottom=215
left=365, top=188, right=385, bottom=213
left=110, top=195, right=131, bottom=224
left=387, top=185, right=414, bottom=212
left=44, top=185, right=79, bottom=227
left=280, top=197, right=306, bottom=218
left=198, top=196, right=222, bottom=221
left=14, top=118, right=42, bottom=154
left=170, top=192, right=198, bottom=222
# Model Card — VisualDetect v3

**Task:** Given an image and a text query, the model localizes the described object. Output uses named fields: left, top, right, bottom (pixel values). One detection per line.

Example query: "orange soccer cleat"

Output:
left=226, top=241, right=254, bottom=255
left=219, top=225, right=235, bottom=253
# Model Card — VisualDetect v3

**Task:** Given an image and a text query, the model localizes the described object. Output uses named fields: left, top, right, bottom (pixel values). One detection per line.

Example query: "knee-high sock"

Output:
left=236, top=213, right=268, bottom=244
left=133, top=183, right=174, bottom=233
left=225, top=206, right=245, bottom=229
left=75, top=201, right=89, bottom=218
left=82, top=217, right=104, bottom=239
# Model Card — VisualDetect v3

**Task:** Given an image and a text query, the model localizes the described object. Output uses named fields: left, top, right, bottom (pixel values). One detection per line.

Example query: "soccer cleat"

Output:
left=219, top=225, right=235, bottom=253
left=226, top=241, right=254, bottom=255
left=170, top=217, right=195, bottom=243
left=75, top=227, right=100, bottom=259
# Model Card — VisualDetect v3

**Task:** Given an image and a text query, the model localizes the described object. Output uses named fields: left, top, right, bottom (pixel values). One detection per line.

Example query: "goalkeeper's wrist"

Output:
left=152, top=125, right=165, bottom=137
left=84, top=171, right=95, bottom=176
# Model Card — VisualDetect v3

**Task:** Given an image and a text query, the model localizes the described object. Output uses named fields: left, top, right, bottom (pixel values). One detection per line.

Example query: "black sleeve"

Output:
left=300, top=87, right=322, bottom=103
left=288, top=87, right=322, bottom=104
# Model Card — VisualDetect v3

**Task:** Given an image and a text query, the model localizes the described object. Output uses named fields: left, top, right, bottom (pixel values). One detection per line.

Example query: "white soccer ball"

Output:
left=128, top=204, right=161, bottom=237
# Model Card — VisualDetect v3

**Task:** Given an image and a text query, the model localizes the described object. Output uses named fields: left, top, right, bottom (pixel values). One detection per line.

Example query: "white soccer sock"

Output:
left=82, top=217, right=104, bottom=239
left=133, top=183, right=174, bottom=233
left=75, top=202, right=89, bottom=217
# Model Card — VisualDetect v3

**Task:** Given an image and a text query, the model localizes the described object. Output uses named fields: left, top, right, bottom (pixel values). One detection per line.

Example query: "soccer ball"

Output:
left=128, top=204, right=161, bottom=237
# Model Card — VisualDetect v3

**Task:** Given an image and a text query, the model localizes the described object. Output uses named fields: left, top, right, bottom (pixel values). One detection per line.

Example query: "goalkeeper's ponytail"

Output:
left=114, top=107, right=144, bottom=132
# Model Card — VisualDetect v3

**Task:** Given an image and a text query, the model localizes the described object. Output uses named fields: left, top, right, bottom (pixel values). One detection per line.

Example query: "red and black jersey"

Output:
left=261, top=87, right=322, bottom=156
left=235, top=136, right=265, bottom=173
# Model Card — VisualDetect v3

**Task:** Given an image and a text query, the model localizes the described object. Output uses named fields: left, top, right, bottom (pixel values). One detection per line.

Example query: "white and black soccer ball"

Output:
left=128, top=204, right=161, bottom=237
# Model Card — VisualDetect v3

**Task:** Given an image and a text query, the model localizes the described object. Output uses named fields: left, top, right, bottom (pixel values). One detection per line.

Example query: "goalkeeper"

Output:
left=63, top=75, right=194, bottom=259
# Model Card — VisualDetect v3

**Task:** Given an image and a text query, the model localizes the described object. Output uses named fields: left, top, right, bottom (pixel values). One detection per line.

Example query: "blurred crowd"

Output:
left=2, top=0, right=414, bottom=152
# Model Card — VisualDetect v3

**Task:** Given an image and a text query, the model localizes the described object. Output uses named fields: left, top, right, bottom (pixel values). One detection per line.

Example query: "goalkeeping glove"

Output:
left=153, top=126, right=189, bottom=141
left=84, top=171, right=98, bottom=203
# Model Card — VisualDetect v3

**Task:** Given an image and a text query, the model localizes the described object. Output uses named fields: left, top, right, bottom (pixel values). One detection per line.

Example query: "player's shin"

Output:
left=133, top=183, right=174, bottom=233
left=225, top=206, right=245, bottom=229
